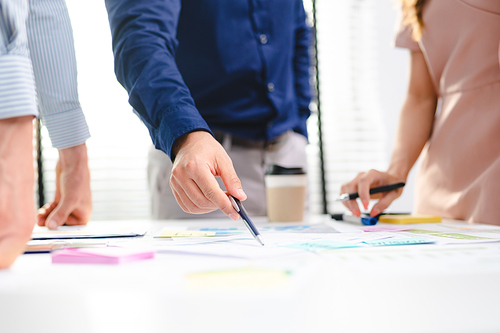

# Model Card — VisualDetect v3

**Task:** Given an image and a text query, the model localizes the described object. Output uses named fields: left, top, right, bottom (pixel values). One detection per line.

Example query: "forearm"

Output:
left=58, top=143, right=89, bottom=174
left=0, top=117, right=35, bottom=191
left=388, top=94, right=437, bottom=180
left=387, top=50, right=437, bottom=180
left=0, top=116, right=36, bottom=268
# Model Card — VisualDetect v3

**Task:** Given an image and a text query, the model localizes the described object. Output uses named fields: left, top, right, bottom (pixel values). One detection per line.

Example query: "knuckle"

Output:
left=203, top=187, right=218, bottom=202
left=184, top=160, right=200, bottom=175
left=171, top=166, right=183, bottom=179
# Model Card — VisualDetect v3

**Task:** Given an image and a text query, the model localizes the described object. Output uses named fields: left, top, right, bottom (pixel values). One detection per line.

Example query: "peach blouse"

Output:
left=395, top=0, right=500, bottom=224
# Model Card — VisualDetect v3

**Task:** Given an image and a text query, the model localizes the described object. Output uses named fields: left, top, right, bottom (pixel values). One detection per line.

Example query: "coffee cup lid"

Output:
left=266, top=164, right=305, bottom=175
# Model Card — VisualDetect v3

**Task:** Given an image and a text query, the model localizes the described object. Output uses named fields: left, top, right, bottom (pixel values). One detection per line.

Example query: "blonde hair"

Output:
left=400, top=0, right=426, bottom=40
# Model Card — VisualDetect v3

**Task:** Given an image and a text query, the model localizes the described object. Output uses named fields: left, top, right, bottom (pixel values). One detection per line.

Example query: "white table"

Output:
left=1, top=218, right=500, bottom=333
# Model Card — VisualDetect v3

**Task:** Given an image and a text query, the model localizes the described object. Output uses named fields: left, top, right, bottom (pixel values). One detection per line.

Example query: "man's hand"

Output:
left=37, top=143, right=92, bottom=229
left=0, top=116, right=36, bottom=269
left=170, top=131, right=246, bottom=220
left=340, top=170, right=405, bottom=217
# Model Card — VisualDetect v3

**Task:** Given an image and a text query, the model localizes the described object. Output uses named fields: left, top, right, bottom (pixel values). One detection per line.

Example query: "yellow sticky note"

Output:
left=186, top=269, right=291, bottom=289
left=156, top=230, right=216, bottom=238
left=378, top=215, right=442, bottom=224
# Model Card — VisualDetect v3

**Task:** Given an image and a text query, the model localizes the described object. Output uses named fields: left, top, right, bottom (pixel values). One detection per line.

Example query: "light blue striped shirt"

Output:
left=0, top=0, right=90, bottom=149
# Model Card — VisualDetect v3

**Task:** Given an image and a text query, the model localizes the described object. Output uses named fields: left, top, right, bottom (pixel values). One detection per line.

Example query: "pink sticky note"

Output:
left=51, top=247, right=155, bottom=264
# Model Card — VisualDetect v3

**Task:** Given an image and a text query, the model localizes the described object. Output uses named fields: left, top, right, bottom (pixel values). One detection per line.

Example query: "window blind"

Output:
left=305, top=0, right=388, bottom=215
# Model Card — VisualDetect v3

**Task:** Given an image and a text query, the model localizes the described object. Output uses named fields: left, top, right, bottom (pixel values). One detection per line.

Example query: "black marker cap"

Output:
left=266, top=164, right=305, bottom=175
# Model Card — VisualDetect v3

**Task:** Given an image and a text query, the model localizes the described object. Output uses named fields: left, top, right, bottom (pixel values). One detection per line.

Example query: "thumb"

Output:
left=45, top=200, right=73, bottom=230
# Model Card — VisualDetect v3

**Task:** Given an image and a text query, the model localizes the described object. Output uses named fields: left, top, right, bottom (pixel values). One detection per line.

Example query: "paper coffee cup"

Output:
left=265, top=165, right=307, bottom=222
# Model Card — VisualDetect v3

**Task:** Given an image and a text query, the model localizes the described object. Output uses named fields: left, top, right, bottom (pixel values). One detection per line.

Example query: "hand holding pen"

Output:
left=339, top=169, right=406, bottom=217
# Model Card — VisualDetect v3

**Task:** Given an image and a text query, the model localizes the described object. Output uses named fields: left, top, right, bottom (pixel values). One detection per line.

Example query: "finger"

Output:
left=340, top=177, right=363, bottom=216
left=217, top=156, right=246, bottom=201
left=170, top=185, right=190, bottom=213
left=36, top=202, right=57, bottom=226
left=45, top=200, right=75, bottom=230
left=171, top=174, right=217, bottom=213
left=370, top=189, right=403, bottom=217
left=357, top=170, right=385, bottom=210
left=170, top=177, right=213, bottom=214
left=191, top=167, right=239, bottom=220
left=63, top=214, right=90, bottom=226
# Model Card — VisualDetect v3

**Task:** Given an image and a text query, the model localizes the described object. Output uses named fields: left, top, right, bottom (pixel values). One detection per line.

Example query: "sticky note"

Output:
left=284, top=240, right=361, bottom=251
left=155, top=230, right=216, bottom=238
left=364, top=237, right=434, bottom=246
left=378, top=215, right=442, bottom=224
left=51, top=247, right=155, bottom=264
left=186, top=269, right=291, bottom=289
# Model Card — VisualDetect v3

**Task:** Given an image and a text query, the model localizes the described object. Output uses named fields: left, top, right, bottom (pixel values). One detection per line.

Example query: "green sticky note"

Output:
left=434, top=233, right=492, bottom=240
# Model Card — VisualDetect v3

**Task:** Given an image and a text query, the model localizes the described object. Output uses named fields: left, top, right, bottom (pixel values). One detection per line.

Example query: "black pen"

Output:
left=335, top=182, right=405, bottom=202
left=228, top=195, right=265, bottom=246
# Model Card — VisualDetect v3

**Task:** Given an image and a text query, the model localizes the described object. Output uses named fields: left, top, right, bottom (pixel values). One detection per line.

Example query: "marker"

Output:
left=335, top=182, right=405, bottom=202
left=228, top=195, right=265, bottom=246
left=331, top=213, right=378, bottom=226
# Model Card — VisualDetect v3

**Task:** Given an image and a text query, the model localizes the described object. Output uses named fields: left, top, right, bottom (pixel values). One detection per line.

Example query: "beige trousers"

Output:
left=147, top=131, right=308, bottom=219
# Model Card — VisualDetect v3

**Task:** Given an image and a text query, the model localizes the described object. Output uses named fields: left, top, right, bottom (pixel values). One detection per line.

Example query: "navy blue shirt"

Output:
left=105, top=0, right=312, bottom=159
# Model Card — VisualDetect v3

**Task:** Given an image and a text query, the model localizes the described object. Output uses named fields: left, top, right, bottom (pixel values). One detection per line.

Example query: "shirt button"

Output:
left=259, top=34, right=268, bottom=44
left=267, top=82, right=275, bottom=92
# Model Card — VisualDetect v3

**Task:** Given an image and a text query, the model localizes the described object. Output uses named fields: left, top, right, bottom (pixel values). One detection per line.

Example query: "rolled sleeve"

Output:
left=27, top=0, right=90, bottom=149
left=0, top=56, right=38, bottom=119
left=42, top=107, right=90, bottom=149
left=0, top=0, right=38, bottom=120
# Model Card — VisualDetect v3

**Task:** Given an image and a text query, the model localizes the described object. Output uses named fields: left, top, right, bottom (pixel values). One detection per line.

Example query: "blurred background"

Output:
left=38, top=0, right=415, bottom=220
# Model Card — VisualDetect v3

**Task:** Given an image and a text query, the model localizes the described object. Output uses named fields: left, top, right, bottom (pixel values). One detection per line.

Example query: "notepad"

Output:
left=51, top=247, right=155, bottom=264
left=378, top=214, right=441, bottom=224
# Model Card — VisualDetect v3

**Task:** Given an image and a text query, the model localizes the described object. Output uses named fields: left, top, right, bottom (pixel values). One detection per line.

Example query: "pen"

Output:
left=331, top=213, right=378, bottom=226
left=335, top=182, right=405, bottom=202
left=228, top=195, right=265, bottom=246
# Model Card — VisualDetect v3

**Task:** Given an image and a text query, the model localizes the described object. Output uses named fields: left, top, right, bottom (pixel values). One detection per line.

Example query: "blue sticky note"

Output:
left=364, top=237, right=433, bottom=246
left=284, top=240, right=361, bottom=251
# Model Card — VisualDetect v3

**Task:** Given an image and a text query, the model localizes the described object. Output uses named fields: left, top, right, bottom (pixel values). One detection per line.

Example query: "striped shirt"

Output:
left=0, top=0, right=90, bottom=149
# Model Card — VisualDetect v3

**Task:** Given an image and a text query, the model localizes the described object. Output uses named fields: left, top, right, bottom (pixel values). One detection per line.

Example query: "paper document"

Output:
left=32, top=225, right=147, bottom=240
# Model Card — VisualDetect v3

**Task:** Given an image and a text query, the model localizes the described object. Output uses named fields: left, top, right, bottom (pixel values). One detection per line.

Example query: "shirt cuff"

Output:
left=0, top=55, right=38, bottom=119
left=156, top=104, right=211, bottom=159
left=41, top=107, right=91, bottom=149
